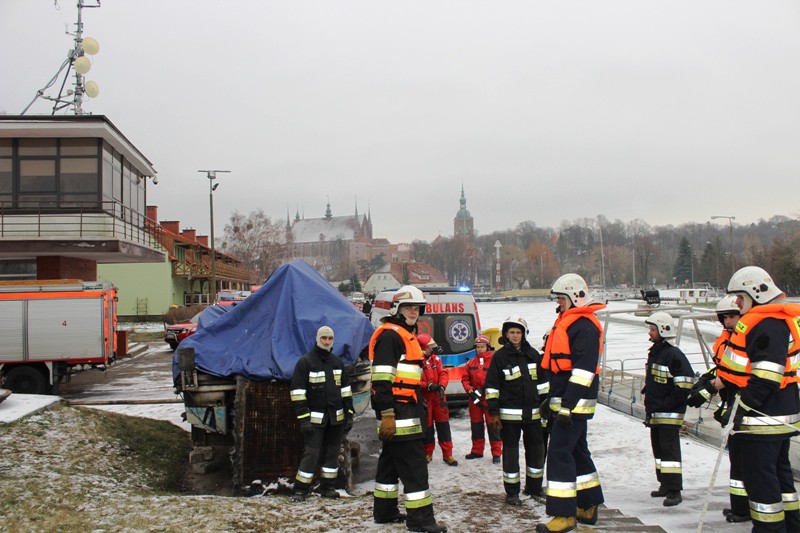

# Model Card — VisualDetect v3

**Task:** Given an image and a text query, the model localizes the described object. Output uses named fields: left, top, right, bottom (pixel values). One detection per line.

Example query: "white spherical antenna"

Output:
left=82, top=37, right=100, bottom=55
left=84, top=80, right=100, bottom=98
left=74, top=56, right=91, bottom=75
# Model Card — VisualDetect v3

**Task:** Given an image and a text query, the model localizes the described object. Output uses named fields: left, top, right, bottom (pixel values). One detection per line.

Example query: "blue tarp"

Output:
left=172, top=260, right=375, bottom=382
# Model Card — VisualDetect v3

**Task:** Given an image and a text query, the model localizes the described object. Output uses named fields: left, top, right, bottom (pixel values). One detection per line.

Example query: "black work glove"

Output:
left=556, top=409, right=572, bottom=429
left=438, top=385, right=445, bottom=400
left=538, top=398, right=551, bottom=420
left=427, top=382, right=438, bottom=392
left=715, top=407, right=729, bottom=426
left=643, top=413, right=651, bottom=427
left=344, top=414, right=353, bottom=433
left=299, top=418, right=312, bottom=433
left=686, top=389, right=709, bottom=408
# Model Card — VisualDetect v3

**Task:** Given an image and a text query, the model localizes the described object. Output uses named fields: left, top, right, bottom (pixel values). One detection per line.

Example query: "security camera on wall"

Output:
left=152, top=176, right=158, bottom=185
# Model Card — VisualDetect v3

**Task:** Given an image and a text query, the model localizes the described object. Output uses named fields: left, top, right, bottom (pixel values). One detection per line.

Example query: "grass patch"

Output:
left=0, top=405, right=193, bottom=531
left=92, top=407, right=190, bottom=492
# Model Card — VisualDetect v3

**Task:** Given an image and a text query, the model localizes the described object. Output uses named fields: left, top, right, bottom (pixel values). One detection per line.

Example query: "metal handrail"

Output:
left=0, top=201, right=164, bottom=250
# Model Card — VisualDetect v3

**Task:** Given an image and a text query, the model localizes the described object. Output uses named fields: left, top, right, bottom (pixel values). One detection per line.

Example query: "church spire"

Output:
left=325, top=196, right=332, bottom=219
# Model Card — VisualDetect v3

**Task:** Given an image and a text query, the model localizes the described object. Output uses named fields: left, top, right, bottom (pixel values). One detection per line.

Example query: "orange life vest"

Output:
left=712, top=330, right=732, bottom=366
left=717, top=302, right=800, bottom=388
left=369, top=323, right=424, bottom=402
left=542, top=303, right=606, bottom=374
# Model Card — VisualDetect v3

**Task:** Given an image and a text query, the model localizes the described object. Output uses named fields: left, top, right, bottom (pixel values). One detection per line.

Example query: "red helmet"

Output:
left=475, top=334, right=491, bottom=347
left=416, top=333, right=432, bottom=347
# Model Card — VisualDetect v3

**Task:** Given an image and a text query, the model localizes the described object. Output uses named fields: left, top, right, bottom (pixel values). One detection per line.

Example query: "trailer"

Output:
left=0, top=279, right=117, bottom=395
left=173, top=261, right=374, bottom=494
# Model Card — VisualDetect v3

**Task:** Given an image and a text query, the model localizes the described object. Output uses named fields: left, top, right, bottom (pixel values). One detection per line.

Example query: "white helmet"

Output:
left=715, top=295, right=740, bottom=314
left=388, top=285, right=427, bottom=316
left=502, top=315, right=529, bottom=336
left=551, top=273, right=589, bottom=308
left=645, top=311, right=676, bottom=339
left=726, top=266, right=784, bottom=305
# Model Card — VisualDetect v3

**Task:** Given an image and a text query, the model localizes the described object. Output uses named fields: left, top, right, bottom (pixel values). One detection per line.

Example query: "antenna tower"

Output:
left=21, top=0, right=102, bottom=115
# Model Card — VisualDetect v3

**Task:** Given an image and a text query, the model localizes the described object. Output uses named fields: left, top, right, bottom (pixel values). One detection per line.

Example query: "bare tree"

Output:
left=221, top=209, right=288, bottom=282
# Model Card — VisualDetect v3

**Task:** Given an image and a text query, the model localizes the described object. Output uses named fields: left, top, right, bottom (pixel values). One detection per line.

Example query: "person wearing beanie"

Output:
left=290, top=325, right=354, bottom=501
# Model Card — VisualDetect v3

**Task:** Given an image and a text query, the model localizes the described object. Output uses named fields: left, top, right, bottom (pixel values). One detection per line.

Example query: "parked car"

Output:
left=164, top=311, right=202, bottom=350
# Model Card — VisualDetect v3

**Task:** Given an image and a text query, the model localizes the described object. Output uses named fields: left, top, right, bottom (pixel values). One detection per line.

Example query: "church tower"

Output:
left=453, top=185, right=474, bottom=238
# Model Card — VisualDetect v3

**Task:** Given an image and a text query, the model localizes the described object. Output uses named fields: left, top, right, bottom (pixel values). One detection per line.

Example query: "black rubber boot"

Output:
left=505, top=493, right=523, bottom=506
left=650, top=486, right=668, bottom=498
left=726, top=512, right=751, bottom=523
left=406, top=523, right=447, bottom=533
left=663, top=491, right=682, bottom=507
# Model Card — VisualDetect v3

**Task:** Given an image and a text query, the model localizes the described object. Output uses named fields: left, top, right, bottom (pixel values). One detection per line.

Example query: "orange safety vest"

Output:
left=542, top=303, right=606, bottom=374
left=711, top=330, right=732, bottom=366
left=717, top=302, right=800, bottom=388
left=369, top=323, right=424, bottom=403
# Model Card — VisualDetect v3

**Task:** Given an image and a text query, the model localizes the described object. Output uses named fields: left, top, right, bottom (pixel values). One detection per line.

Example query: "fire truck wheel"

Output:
left=4, top=365, right=48, bottom=395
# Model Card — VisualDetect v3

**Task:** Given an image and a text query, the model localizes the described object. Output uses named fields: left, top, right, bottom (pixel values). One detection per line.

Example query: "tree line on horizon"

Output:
left=218, top=210, right=800, bottom=297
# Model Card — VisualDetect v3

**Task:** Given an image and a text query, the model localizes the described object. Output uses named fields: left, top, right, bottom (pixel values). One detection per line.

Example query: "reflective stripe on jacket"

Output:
left=643, top=340, right=694, bottom=426
left=717, top=303, right=800, bottom=389
left=289, top=345, right=354, bottom=426
left=369, top=323, right=424, bottom=402
left=717, top=302, right=800, bottom=438
left=485, top=342, right=549, bottom=423
left=369, top=321, right=426, bottom=440
left=542, top=303, right=606, bottom=420
left=542, top=303, right=605, bottom=374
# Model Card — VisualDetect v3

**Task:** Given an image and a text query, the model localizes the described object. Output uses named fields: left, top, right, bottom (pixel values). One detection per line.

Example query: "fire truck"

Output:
left=0, top=280, right=118, bottom=395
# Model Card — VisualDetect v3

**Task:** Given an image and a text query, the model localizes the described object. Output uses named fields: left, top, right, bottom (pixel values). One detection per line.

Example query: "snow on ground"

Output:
left=0, top=300, right=765, bottom=531
left=0, top=393, right=59, bottom=424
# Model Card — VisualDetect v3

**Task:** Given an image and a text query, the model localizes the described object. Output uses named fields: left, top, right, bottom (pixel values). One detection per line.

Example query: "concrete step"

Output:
left=581, top=506, right=667, bottom=532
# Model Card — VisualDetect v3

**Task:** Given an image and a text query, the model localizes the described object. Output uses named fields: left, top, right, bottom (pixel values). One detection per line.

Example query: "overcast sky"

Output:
left=3, top=1, right=800, bottom=243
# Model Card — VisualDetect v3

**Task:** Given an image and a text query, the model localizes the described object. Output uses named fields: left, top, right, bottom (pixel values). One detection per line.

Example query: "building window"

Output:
left=0, top=140, right=10, bottom=209
left=0, top=137, right=147, bottom=219
left=18, top=159, right=57, bottom=207
left=0, top=259, right=36, bottom=280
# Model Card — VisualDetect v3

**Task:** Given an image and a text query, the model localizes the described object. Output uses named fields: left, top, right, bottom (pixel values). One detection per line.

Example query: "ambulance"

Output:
left=370, top=286, right=481, bottom=407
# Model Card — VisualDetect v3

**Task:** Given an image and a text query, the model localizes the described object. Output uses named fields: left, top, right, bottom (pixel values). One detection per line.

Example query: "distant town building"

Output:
left=453, top=185, right=474, bottom=238
left=286, top=200, right=373, bottom=276
left=363, top=261, right=449, bottom=294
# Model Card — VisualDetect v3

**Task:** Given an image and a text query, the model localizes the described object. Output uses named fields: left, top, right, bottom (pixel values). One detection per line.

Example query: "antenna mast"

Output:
left=21, top=0, right=102, bottom=115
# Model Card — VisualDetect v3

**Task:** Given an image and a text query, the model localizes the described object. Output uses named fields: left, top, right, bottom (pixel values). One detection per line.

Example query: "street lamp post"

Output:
left=711, top=215, right=736, bottom=276
left=198, top=170, right=230, bottom=304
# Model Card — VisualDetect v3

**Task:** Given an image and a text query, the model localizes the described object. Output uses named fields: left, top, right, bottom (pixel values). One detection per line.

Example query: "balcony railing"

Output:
left=0, top=201, right=163, bottom=250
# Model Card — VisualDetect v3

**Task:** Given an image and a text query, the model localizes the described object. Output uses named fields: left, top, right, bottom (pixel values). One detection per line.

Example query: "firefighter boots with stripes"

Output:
left=535, top=516, right=576, bottom=533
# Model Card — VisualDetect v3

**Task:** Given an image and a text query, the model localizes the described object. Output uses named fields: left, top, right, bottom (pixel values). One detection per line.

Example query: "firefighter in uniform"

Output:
left=461, top=334, right=502, bottom=462
left=686, top=296, right=750, bottom=522
left=486, top=316, right=549, bottom=506
left=369, top=285, right=447, bottom=533
left=716, top=266, right=800, bottom=532
left=537, top=274, right=605, bottom=533
left=642, top=311, right=694, bottom=507
left=290, top=325, right=354, bottom=501
left=418, top=333, right=458, bottom=466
